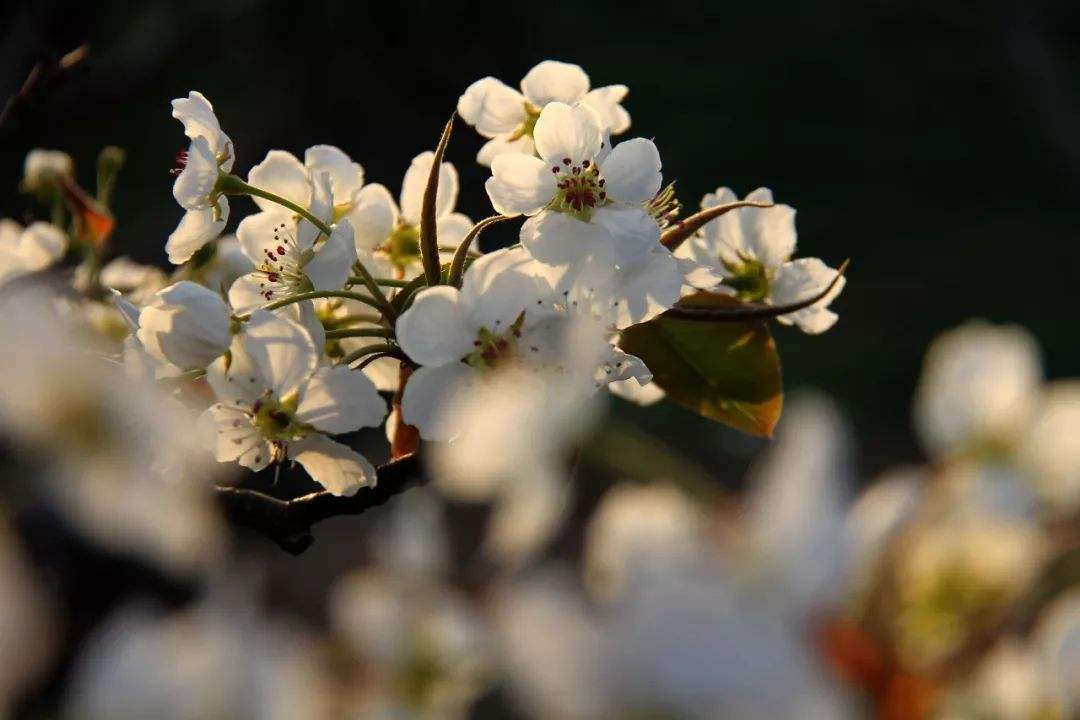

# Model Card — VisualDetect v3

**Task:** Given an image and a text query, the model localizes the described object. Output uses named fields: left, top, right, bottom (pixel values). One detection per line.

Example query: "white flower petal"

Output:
left=342, top=184, right=396, bottom=251
left=582, top=85, right=631, bottom=134
left=532, top=102, right=602, bottom=165
left=17, top=222, right=66, bottom=271
left=477, top=134, right=535, bottom=167
left=485, top=153, right=556, bottom=217
left=171, top=91, right=230, bottom=160
left=227, top=273, right=266, bottom=316
left=1020, top=382, right=1080, bottom=513
left=437, top=212, right=474, bottom=249
left=305, top=219, right=356, bottom=291
left=295, top=364, right=386, bottom=434
left=172, top=136, right=219, bottom=209
left=247, top=150, right=311, bottom=214
left=457, top=77, right=528, bottom=137
left=235, top=209, right=290, bottom=267
left=401, top=362, right=474, bottom=441
left=395, top=285, right=476, bottom=367
left=599, top=137, right=662, bottom=205
left=485, top=474, right=568, bottom=567
left=297, top=171, right=333, bottom=250
left=772, top=257, right=845, bottom=334
left=303, top=144, right=364, bottom=202
left=203, top=404, right=265, bottom=465
left=243, top=309, right=319, bottom=399
left=460, top=247, right=554, bottom=331
left=591, top=205, right=661, bottom=269
left=206, top=338, right=267, bottom=407
left=520, top=211, right=614, bottom=266
left=521, top=60, right=590, bottom=106
left=608, top=249, right=684, bottom=329
left=400, top=151, right=459, bottom=226
left=608, top=377, right=666, bottom=406
left=291, top=435, right=377, bottom=497
left=166, top=202, right=228, bottom=265
left=136, top=281, right=231, bottom=370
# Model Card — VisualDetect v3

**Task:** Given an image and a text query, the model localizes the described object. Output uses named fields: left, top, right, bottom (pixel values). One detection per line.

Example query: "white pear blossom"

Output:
left=458, top=60, right=631, bottom=166
left=396, top=248, right=641, bottom=441
left=0, top=287, right=225, bottom=573
left=677, top=187, right=845, bottom=333
left=137, top=281, right=233, bottom=372
left=0, top=219, right=66, bottom=286
left=431, top=366, right=603, bottom=565
left=913, top=321, right=1042, bottom=458
left=201, top=309, right=385, bottom=496
left=1019, top=381, right=1080, bottom=514
left=342, top=151, right=472, bottom=281
left=21, top=148, right=74, bottom=195
left=64, top=595, right=331, bottom=720
left=167, top=91, right=235, bottom=264
left=486, top=101, right=663, bottom=268
left=230, top=168, right=357, bottom=314
left=99, top=256, right=169, bottom=304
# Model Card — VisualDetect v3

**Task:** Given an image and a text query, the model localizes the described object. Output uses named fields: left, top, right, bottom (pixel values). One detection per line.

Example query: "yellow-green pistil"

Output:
left=465, top=312, right=526, bottom=370
left=722, top=258, right=771, bottom=303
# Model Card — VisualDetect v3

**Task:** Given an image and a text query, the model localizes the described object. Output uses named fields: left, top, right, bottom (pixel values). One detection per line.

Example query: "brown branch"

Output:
left=215, top=453, right=424, bottom=555
left=664, top=259, right=849, bottom=322
left=660, top=199, right=775, bottom=250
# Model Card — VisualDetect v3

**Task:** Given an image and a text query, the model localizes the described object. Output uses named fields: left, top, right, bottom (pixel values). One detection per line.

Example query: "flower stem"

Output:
left=350, top=276, right=409, bottom=288
left=341, top=342, right=402, bottom=366
left=325, top=327, right=394, bottom=340
left=237, top=290, right=383, bottom=320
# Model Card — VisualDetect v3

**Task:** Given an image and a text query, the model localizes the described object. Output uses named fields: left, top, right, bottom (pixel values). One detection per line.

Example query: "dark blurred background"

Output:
left=3, top=0, right=1080, bottom=715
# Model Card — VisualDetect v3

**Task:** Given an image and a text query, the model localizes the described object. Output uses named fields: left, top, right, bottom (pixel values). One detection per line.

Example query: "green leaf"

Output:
left=619, top=292, right=783, bottom=437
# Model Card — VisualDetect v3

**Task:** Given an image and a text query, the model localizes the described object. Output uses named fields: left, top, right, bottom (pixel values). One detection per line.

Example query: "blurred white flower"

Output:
left=167, top=91, right=235, bottom=264
left=913, top=321, right=1042, bottom=459
left=64, top=596, right=330, bottom=720
left=486, top=101, right=663, bottom=268
left=738, top=394, right=853, bottom=616
left=21, top=148, right=74, bottom=195
left=458, top=60, right=630, bottom=166
left=99, top=255, right=169, bottom=304
left=201, top=309, right=385, bottom=495
left=230, top=169, right=356, bottom=313
left=1018, top=380, right=1080, bottom=515
left=676, top=187, right=845, bottom=334
left=0, top=286, right=225, bottom=573
left=431, top=366, right=602, bottom=565
left=0, top=517, right=56, bottom=717
left=0, top=218, right=66, bottom=286
left=137, top=280, right=233, bottom=372
left=891, top=512, right=1046, bottom=669
left=343, top=152, right=473, bottom=280
left=495, top=568, right=851, bottom=720
left=583, top=481, right=707, bottom=602
left=329, top=568, right=489, bottom=719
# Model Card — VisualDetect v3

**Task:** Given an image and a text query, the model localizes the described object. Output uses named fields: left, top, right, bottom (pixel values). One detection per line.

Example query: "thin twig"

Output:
left=664, top=259, right=849, bottom=321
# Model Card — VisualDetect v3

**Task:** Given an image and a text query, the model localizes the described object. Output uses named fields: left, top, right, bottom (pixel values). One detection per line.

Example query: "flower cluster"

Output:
left=17, top=60, right=1080, bottom=720
left=0, top=61, right=846, bottom=501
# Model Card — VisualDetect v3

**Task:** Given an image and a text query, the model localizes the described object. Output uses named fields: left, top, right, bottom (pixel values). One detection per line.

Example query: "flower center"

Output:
left=508, top=101, right=541, bottom=141
left=465, top=311, right=526, bottom=371
left=550, top=158, right=607, bottom=221
left=380, top=222, right=422, bottom=273
left=722, top=257, right=771, bottom=303
left=257, top=222, right=314, bottom=301
left=250, top=390, right=305, bottom=442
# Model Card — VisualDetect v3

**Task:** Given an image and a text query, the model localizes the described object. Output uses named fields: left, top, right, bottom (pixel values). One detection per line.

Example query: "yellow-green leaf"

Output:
left=619, top=292, right=783, bottom=436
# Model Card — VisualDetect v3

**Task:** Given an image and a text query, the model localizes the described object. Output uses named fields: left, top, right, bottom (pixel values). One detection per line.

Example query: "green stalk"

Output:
left=340, top=342, right=401, bottom=366
left=325, top=327, right=394, bottom=340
